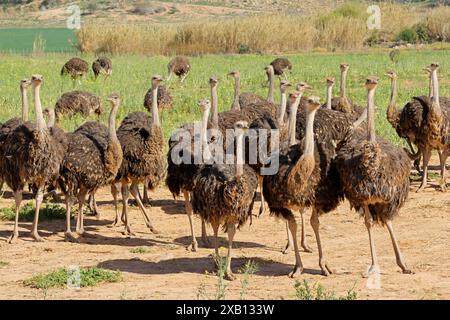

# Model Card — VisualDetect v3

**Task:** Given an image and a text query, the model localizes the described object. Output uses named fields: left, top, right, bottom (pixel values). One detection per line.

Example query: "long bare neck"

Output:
left=236, top=131, right=244, bottom=179
left=267, top=72, right=274, bottom=103
left=428, top=72, right=433, bottom=99
left=151, top=85, right=160, bottom=126
left=33, top=84, right=46, bottom=132
left=108, top=103, right=119, bottom=143
left=211, top=85, right=219, bottom=127
left=340, top=70, right=347, bottom=98
left=303, top=108, right=317, bottom=156
left=232, top=76, right=241, bottom=111
left=47, top=109, right=55, bottom=128
left=201, top=107, right=210, bottom=147
left=21, top=86, right=29, bottom=122
left=431, top=69, right=441, bottom=115
left=367, top=88, right=376, bottom=143
left=278, top=90, right=287, bottom=126
left=288, top=96, right=302, bottom=146
left=326, top=85, right=332, bottom=109
left=386, top=77, right=398, bottom=128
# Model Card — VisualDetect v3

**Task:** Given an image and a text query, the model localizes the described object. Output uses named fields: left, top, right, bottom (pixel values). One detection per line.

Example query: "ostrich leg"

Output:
left=183, top=190, right=198, bottom=252
left=142, top=182, right=151, bottom=205
left=282, top=220, right=293, bottom=254
left=310, top=208, right=333, bottom=276
left=438, top=148, right=448, bottom=191
left=201, top=217, right=210, bottom=247
left=224, top=223, right=236, bottom=281
left=111, top=183, right=122, bottom=227
left=8, top=189, right=23, bottom=244
left=88, top=192, right=100, bottom=219
left=64, top=191, right=77, bottom=242
left=283, top=210, right=312, bottom=254
left=129, top=181, right=159, bottom=234
left=258, top=176, right=265, bottom=216
left=364, top=206, right=379, bottom=275
left=30, top=186, right=44, bottom=242
left=121, top=183, right=134, bottom=236
left=385, top=220, right=412, bottom=274
left=417, top=146, right=431, bottom=192
left=287, top=214, right=304, bottom=278
left=75, top=187, right=88, bottom=235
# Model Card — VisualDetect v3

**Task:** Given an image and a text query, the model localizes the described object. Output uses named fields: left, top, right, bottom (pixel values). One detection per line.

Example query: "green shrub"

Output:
left=397, top=27, right=419, bottom=43
left=0, top=202, right=66, bottom=221
left=294, top=280, right=357, bottom=300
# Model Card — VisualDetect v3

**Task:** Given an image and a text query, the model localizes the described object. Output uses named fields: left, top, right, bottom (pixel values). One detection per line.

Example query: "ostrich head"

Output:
left=197, top=98, right=211, bottom=112
left=280, top=80, right=291, bottom=92
left=365, top=76, right=379, bottom=90
left=20, top=79, right=32, bottom=89
left=234, top=120, right=249, bottom=131
left=228, top=70, right=240, bottom=78
left=304, top=96, right=321, bottom=113
left=31, top=74, right=43, bottom=86
left=264, top=65, right=275, bottom=76
left=326, top=77, right=335, bottom=86
left=429, top=62, right=439, bottom=71
left=107, top=93, right=121, bottom=105
left=340, top=63, right=349, bottom=72
left=386, top=70, right=397, bottom=79
left=288, top=91, right=300, bottom=105
left=209, top=76, right=218, bottom=87
left=296, top=82, right=312, bottom=93
left=151, top=75, right=163, bottom=87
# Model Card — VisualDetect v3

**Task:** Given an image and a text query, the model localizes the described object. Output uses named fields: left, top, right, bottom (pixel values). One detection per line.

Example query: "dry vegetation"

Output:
left=74, top=3, right=450, bottom=55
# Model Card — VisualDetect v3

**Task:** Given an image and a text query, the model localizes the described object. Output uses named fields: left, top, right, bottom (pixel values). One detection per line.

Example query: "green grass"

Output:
left=129, top=246, right=150, bottom=254
left=0, top=28, right=76, bottom=53
left=294, top=279, right=358, bottom=300
left=0, top=50, right=449, bottom=146
left=23, top=267, right=121, bottom=290
left=0, top=261, right=9, bottom=267
left=0, top=202, right=66, bottom=221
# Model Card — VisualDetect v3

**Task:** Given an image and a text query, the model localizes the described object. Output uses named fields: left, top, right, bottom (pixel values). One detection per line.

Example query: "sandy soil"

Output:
left=0, top=155, right=449, bottom=300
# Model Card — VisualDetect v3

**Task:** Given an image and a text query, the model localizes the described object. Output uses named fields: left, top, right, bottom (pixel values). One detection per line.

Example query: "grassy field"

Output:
left=0, top=28, right=75, bottom=53
left=0, top=49, right=449, bottom=146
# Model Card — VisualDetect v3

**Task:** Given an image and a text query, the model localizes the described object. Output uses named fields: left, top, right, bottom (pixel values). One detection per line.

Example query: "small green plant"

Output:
left=23, top=267, right=121, bottom=290
left=239, top=260, right=258, bottom=300
left=32, top=33, right=46, bottom=55
left=0, top=202, right=66, bottom=221
left=130, top=246, right=149, bottom=254
left=196, top=280, right=209, bottom=300
left=294, top=280, right=357, bottom=300
left=0, top=261, right=9, bottom=267
left=214, top=255, right=227, bottom=300
left=397, top=27, right=419, bottom=43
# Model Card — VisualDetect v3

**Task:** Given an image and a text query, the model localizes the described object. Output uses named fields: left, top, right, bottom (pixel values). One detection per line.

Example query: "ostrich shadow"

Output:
left=97, top=256, right=323, bottom=277
left=173, top=235, right=265, bottom=249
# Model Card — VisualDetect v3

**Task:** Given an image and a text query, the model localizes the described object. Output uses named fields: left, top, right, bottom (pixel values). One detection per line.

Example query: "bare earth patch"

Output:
left=0, top=155, right=449, bottom=299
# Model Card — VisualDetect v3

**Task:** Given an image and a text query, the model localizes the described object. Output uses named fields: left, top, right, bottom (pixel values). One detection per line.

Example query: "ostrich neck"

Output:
left=235, top=131, right=244, bottom=179
left=387, top=77, right=398, bottom=115
left=21, top=87, right=29, bottom=122
left=201, top=107, right=211, bottom=147
left=288, top=94, right=302, bottom=146
left=428, top=73, right=433, bottom=99
left=33, top=84, right=46, bottom=132
left=211, top=85, right=219, bottom=128
left=151, top=85, right=160, bottom=126
left=278, top=91, right=287, bottom=126
left=326, top=85, right=332, bottom=109
left=267, top=72, right=274, bottom=103
left=232, top=76, right=241, bottom=111
left=340, top=71, right=347, bottom=98
left=108, top=103, right=119, bottom=143
left=47, top=110, right=55, bottom=128
left=367, top=89, right=376, bottom=143
left=431, top=69, right=441, bottom=115
left=303, top=108, right=317, bottom=156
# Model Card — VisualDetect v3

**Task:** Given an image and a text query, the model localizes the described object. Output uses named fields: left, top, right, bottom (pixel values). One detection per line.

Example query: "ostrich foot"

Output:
left=416, top=183, right=427, bottom=193
left=7, top=232, right=19, bottom=244
left=301, top=242, right=313, bottom=253
left=225, top=271, right=236, bottom=281
left=289, top=265, right=304, bottom=278
left=30, top=231, right=44, bottom=242
left=439, top=180, right=447, bottom=192
left=258, top=205, right=265, bottom=217
left=64, top=232, right=78, bottom=243
left=187, top=240, right=199, bottom=252
left=79, top=231, right=97, bottom=238
left=122, top=227, right=136, bottom=237
left=364, top=264, right=380, bottom=278
left=319, top=260, right=334, bottom=276
left=147, top=226, right=160, bottom=234
left=282, top=240, right=293, bottom=254
left=110, top=219, right=122, bottom=227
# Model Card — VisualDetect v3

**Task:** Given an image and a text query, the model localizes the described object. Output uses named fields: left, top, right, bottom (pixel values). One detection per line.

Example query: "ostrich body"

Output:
left=167, top=56, right=190, bottom=82
left=270, top=57, right=292, bottom=78
left=0, top=75, right=66, bottom=242
left=92, top=57, right=112, bottom=79
left=61, top=57, right=89, bottom=84
left=55, top=91, right=103, bottom=122
left=60, top=94, right=122, bottom=241
left=112, top=75, right=166, bottom=235
left=144, top=84, right=173, bottom=111
left=192, top=115, right=258, bottom=281
left=263, top=93, right=340, bottom=277
left=335, top=76, right=412, bottom=274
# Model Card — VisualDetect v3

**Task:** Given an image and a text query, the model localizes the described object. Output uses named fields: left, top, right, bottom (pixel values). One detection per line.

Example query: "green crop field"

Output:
left=0, top=28, right=76, bottom=53
left=0, top=49, right=448, bottom=146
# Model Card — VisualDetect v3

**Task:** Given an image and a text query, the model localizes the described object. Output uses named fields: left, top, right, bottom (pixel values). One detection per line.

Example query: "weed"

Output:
left=239, top=260, right=258, bottom=300
left=0, top=202, right=66, bottom=221
left=294, top=279, right=357, bottom=300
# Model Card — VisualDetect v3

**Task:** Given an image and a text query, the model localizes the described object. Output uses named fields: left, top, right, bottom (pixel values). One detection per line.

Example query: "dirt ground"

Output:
left=0, top=155, right=449, bottom=300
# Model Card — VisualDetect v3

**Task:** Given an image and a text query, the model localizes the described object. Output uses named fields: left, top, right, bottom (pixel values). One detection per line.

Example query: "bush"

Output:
left=397, top=27, right=419, bottom=43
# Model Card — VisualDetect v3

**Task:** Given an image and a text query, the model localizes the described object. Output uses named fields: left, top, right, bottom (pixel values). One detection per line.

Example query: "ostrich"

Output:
left=270, top=57, right=292, bottom=79
left=416, top=63, right=450, bottom=192
left=323, top=77, right=335, bottom=109
left=92, top=57, right=112, bottom=80
left=112, top=75, right=166, bottom=235
left=0, top=79, right=32, bottom=194
left=60, top=94, right=122, bottom=241
left=54, top=91, right=103, bottom=122
left=144, top=84, right=173, bottom=111
left=167, top=56, right=190, bottom=82
left=263, top=92, right=340, bottom=277
left=61, top=57, right=89, bottom=86
left=0, top=75, right=66, bottom=242
left=331, top=63, right=352, bottom=113
left=335, top=76, right=412, bottom=274
left=191, top=115, right=258, bottom=281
